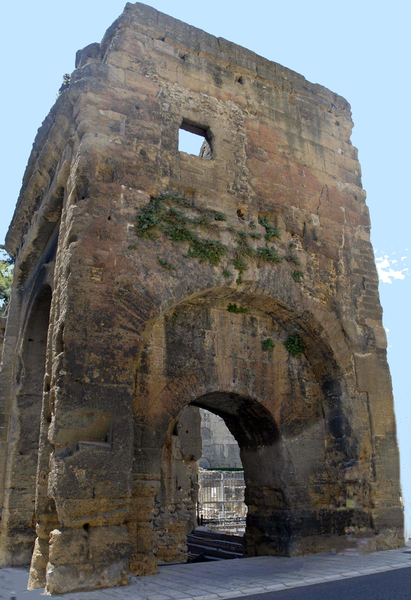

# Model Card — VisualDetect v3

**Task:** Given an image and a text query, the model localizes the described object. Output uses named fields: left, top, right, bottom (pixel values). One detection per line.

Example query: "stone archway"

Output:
left=190, top=392, right=284, bottom=557
left=131, top=287, right=376, bottom=573
left=0, top=284, right=52, bottom=566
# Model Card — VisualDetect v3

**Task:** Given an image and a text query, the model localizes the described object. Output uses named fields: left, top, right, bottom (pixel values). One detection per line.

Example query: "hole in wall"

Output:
left=179, top=120, right=212, bottom=159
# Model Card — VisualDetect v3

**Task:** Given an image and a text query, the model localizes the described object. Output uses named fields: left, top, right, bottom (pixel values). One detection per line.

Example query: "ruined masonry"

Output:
left=0, top=2, right=404, bottom=595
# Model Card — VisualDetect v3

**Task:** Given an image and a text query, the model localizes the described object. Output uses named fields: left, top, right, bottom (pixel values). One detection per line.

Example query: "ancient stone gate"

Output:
left=0, top=2, right=403, bottom=594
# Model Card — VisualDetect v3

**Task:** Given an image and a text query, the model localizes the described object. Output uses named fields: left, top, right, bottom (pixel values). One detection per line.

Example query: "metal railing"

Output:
left=197, top=469, right=247, bottom=534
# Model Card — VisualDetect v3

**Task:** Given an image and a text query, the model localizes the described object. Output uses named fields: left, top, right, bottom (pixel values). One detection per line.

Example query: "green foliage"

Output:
left=284, top=334, right=306, bottom=357
left=165, top=224, right=195, bottom=242
left=162, top=207, right=188, bottom=226
left=192, top=215, right=210, bottom=227
left=158, top=257, right=175, bottom=273
left=256, top=246, right=282, bottom=264
left=236, top=231, right=248, bottom=243
left=204, top=208, right=227, bottom=221
left=135, top=199, right=164, bottom=238
left=258, top=215, right=280, bottom=241
left=134, top=195, right=228, bottom=266
left=57, top=73, right=72, bottom=96
left=261, top=338, right=275, bottom=351
left=232, top=254, right=248, bottom=274
left=187, top=238, right=227, bottom=265
left=133, top=195, right=288, bottom=276
left=236, top=232, right=255, bottom=259
left=0, top=260, right=13, bottom=314
left=236, top=276, right=243, bottom=285
left=292, top=270, right=303, bottom=282
left=227, top=303, right=248, bottom=314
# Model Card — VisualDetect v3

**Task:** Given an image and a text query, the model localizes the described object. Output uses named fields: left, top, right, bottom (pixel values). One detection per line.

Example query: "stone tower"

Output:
left=0, top=3, right=403, bottom=594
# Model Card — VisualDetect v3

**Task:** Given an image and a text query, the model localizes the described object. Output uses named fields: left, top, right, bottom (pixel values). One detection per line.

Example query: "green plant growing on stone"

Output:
left=258, top=215, right=280, bottom=241
left=187, top=238, right=227, bottom=265
left=232, top=254, right=248, bottom=274
left=248, top=221, right=256, bottom=229
left=227, top=303, right=248, bottom=314
left=162, top=207, right=188, bottom=226
left=165, top=224, right=195, bottom=243
left=236, top=276, right=243, bottom=285
left=227, top=302, right=248, bottom=315
left=292, top=270, right=303, bottom=282
left=204, top=209, right=227, bottom=221
left=222, top=269, right=233, bottom=278
left=57, top=73, right=72, bottom=96
left=284, top=334, right=306, bottom=357
left=134, top=195, right=229, bottom=266
left=256, top=246, right=281, bottom=264
left=158, top=257, right=175, bottom=273
left=133, top=195, right=289, bottom=274
left=261, top=338, right=275, bottom=351
left=236, top=232, right=255, bottom=258
left=135, top=199, right=165, bottom=238
left=192, top=214, right=210, bottom=227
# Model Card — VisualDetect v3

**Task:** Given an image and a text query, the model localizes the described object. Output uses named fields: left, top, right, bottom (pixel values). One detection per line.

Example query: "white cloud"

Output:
left=376, top=255, right=408, bottom=284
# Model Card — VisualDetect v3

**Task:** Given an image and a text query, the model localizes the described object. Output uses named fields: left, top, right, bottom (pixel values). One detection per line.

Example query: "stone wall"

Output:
left=153, top=405, right=201, bottom=563
left=199, top=409, right=241, bottom=469
left=0, top=2, right=403, bottom=595
left=0, top=316, right=6, bottom=362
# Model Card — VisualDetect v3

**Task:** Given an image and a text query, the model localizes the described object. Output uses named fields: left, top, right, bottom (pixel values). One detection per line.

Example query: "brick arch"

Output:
left=132, top=287, right=371, bottom=563
left=136, top=281, right=352, bottom=383
left=136, top=285, right=354, bottom=445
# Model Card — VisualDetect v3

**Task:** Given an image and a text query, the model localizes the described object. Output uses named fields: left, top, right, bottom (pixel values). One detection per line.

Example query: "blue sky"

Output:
left=1, top=1, right=410, bottom=537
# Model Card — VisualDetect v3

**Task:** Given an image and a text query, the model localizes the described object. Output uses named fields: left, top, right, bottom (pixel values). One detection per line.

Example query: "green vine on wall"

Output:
left=133, top=193, right=303, bottom=280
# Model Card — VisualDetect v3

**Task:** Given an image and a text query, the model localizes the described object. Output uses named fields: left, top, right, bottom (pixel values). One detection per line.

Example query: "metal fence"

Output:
left=197, top=469, right=247, bottom=534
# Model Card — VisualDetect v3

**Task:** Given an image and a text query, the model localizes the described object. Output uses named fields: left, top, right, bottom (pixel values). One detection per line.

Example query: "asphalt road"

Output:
left=235, top=567, right=411, bottom=600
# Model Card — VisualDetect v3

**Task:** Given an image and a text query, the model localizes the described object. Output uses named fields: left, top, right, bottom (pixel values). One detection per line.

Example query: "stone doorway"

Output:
left=152, top=389, right=284, bottom=564
left=197, top=409, right=247, bottom=536
left=0, top=284, right=52, bottom=566
left=153, top=404, right=248, bottom=564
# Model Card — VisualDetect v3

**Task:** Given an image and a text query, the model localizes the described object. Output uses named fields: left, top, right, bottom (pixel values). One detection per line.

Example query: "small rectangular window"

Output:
left=179, top=120, right=212, bottom=159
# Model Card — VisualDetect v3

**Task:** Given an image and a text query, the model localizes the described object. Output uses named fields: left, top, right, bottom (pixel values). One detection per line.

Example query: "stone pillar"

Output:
left=0, top=285, right=52, bottom=566
left=153, top=406, right=201, bottom=563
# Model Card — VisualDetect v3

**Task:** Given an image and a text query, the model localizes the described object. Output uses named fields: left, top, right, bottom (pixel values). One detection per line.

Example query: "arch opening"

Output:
left=153, top=392, right=285, bottom=564
left=0, top=285, right=52, bottom=565
left=133, top=291, right=377, bottom=572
